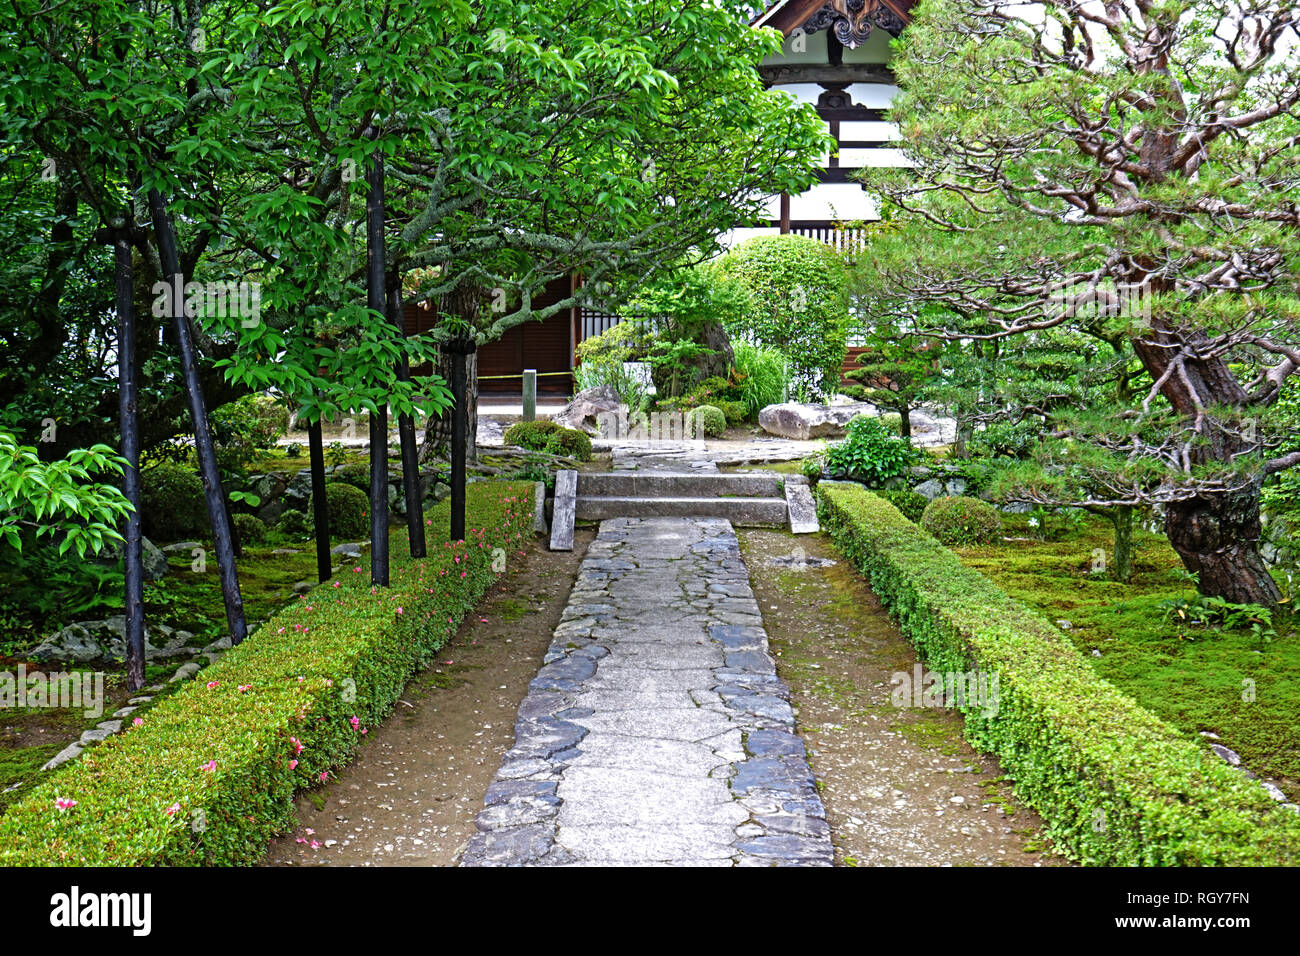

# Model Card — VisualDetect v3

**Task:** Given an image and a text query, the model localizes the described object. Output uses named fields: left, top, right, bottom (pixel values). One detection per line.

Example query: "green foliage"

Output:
left=140, top=462, right=208, bottom=542
left=504, top=420, right=561, bottom=449
left=874, top=488, right=928, bottom=523
left=276, top=509, right=309, bottom=540
left=824, top=416, right=920, bottom=486
left=713, top=235, right=850, bottom=400
left=921, top=495, right=1003, bottom=546
left=0, top=483, right=533, bottom=865
left=573, top=323, right=650, bottom=412
left=0, top=432, right=132, bottom=558
left=1158, top=594, right=1278, bottom=645
left=310, top=482, right=369, bottom=541
left=687, top=405, right=727, bottom=438
left=732, top=342, right=788, bottom=418
left=818, top=483, right=1300, bottom=865
left=505, top=420, right=591, bottom=461
left=334, top=462, right=371, bottom=493
left=232, top=513, right=268, bottom=546
left=969, top=420, right=1040, bottom=460
left=0, top=547, right=123, bottom=647
left=542, top=428, right=593, bottom=462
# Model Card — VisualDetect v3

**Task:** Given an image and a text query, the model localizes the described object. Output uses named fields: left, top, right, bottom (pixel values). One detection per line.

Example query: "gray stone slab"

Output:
left=549, top=469, right=577, bottom=551
left=785, top=480, right=820, bottom=534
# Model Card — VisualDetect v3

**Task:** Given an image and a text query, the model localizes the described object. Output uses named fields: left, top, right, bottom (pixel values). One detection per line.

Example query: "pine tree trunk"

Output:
left=1130, top=329, right=1279, bottom=607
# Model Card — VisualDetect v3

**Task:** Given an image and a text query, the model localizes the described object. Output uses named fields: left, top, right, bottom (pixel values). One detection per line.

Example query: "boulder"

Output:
left=913, top=479, right=946, bottom=500
left=757, top=402, right=876, bottom=441
left=553, top=386, right=622, bottom=435
left=29, top=617, right=198, bottom=664
left=95, top=535, right=170, bottom=581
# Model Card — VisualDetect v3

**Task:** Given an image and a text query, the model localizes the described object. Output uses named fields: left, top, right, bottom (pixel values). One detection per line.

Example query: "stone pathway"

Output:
left=461, top=515, right=832, bottom=866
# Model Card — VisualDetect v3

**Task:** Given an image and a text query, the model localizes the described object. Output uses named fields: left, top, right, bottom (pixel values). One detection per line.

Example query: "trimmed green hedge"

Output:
left=818, top=482, right=1300, bottom=865
left=0, top=482, right=533, bottom=865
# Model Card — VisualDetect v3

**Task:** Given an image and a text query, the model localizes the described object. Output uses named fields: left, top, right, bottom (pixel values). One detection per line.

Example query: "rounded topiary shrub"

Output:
left=140, top=462, right=208, bottom=541
left=543, top=428, right=593, bottom=462
left=712, top=234, right=850, bottom=399
left=334, top=461, right=370, bottom=492
left=276, top=509, right=309, bottom=540
left=921, top=495, right=1003, bottom=546
left=232, top=512, right=268, bottom=545
left=876, top=488, right=928, bottom=523
left=688, top=404, right=727, bottom=438
left=309, top=482, right=369, bottom=541
left=504, top=420, right=562, bottom=450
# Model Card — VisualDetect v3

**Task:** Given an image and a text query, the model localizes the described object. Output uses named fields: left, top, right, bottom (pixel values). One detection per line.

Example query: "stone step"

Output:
left=575, top=495, right=788, bottom=526
left=576, top=472, right=783, bottom=498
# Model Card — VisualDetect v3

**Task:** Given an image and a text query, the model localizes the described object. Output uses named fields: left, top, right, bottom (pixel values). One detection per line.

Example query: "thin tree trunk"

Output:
left=366, top=141, right=390, bottom=587
left=446, top=339, right=477, bottom=541
left=898, top=406, right=912, bottom=439
left=1111, top=504, right=1134, bottom=584
left=388, top=275, right=425, bottom=558
left=147, top=189, right=248, bottom=643
left=307, top=415, right=331, bottom=582
left=114, top=234, right=145, bottom=691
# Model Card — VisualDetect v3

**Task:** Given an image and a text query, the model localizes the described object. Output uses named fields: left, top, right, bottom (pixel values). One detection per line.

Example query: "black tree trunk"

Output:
left=388, top=276, right=425, bottom=558
left=366, top=142, right=390, bottom=587
left=113, top=235, right=145, bottom=691
left=1165, top=486, right=1280, bottom=606
left=147, top=189, right=248, bottom=643
left=307, top=415, right=331, bottom=582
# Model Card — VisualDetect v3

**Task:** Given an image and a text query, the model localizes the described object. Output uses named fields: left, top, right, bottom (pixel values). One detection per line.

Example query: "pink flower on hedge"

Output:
left=55, top=797, right=76, bottom=811
left=333, top=581, right=341, bottom=588
left=238, top=684, right=252, bottom=693
left=396, top=607, right=404, bottom=615
left=349, top=716, right=360, bottom=731
left=288, top=759, right=298, bottom=770
left=290, top=737, right=304, bottom=755
left=165, top=803, right=181, bottom=817
left=319, top=771, right=329, bottom=783
left=206, top=680, right=219, bottom=689
left=200, top=760, right=217, bottom=772
left=132, top=717, right=144, bottom=727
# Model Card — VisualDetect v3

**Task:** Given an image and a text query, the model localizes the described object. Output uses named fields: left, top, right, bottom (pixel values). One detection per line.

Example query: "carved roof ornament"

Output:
left=802, top=0, right=908, bottom=47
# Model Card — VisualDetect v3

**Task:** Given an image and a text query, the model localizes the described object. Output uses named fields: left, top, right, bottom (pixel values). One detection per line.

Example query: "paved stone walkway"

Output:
left=461, top=515, right=832, bottom=866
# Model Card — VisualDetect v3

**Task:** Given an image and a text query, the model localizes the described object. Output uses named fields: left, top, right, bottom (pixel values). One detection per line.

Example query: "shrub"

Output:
left=0, top=483, right=533, bottom=865
left=504, top=420, right=561, bottom=450
left=713, top=235, right=850, bottom=400
left=276, top=509, right=309, bottom=540
left=232, top=513, right=267, bottom=545
left=824, top=416, right=920, bottom=486
left=732, top=342, right=788, bottom=418
left=334, top=462, right=370, bottom=492
left=140, top=462, right=208, bottom=541
left=921, top=495, right=1003, bottom=546
left=875, top=488, right=928, bottom=523
left=309, top=482, right=369, bottom=541
left=542, top=428, right=593, bottom=462
left=969, top=419, right=1040, bottom=459
left=687, top=405, right=727, bottom=438
left=817, top=482, right=1300, bottom=865
left=574, top=323, right=651, bottom=411
left=505, top=420, right=590, bottom=461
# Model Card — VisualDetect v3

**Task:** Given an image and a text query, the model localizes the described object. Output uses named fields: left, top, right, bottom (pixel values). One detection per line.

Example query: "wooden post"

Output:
left=523, top=369, right=537, bottom=423
left=389, top=277, right=426, bottom=558
left=307, top=415, right=331, bottom=582
left=113, top=233, right=145, bottom=690
left=366, top=139, right=390, bottom=587
left=779, top=193, right=791, bottom=234
left=146, top=189, right=248, bottom=644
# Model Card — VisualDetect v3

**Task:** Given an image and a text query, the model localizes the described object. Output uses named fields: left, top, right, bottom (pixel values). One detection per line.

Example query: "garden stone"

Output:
left=42, top=742, right=84, bottom=770
left=112, top=706, right=137, bottom=718
left=945, top=478, right=968, bottom=496
left=1210, top=744, right=1242, bottom=766
left=913, top=479, right=945, bottom=500
left=271, top=548, right=301, bottom=555
left=79, top=728, right=114, bottom=746
left=553, top=385, right=622, bottom=434
left=203, top=636, right=233, bottom=654
left=1262, top=782, right=1287, bottom=802
left=757, top=402, right=874, bottom=441
left=292, top=580, right=315, bottom=595
left=169, top=662, right=202, bottom=682
left=29, top=617, right=200, bottom=664
left=331, top=543, right=363, bottom=558
left=161, top=540, right=202, bottom=555
left=95, top=720, right=122, bottom=734
left=97, top=535, right=169, bottom=580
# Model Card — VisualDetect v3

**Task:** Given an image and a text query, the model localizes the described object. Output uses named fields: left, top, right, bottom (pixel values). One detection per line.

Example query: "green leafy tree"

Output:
left=859, top=0, right=1300, bottom=606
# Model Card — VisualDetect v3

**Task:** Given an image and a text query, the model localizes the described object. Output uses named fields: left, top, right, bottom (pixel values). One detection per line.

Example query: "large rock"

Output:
left=29, top=617, right=198, bottom=664
left=553, top=386, right=622, bottom=435
left=94, top=535, right=170, bottom=581
left=757, top=402, right=875, bottom=441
